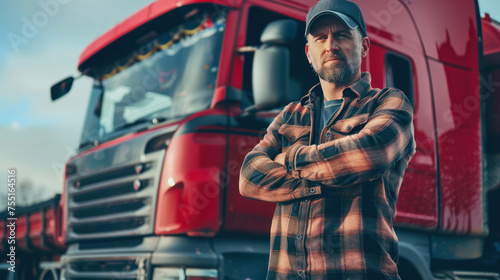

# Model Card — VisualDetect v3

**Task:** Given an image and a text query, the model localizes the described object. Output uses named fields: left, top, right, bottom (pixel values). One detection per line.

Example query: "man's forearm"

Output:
left=239, top=104, right=321, bottom=202
left=283, top=89, right=416, bottom=187
left=239, top=149, right=321, bottom=202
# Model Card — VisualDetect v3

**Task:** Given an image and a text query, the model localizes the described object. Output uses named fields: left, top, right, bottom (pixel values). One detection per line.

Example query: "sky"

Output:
left=0, top=0, right=155, bottom=206
left=0, top=0, right=499, bottom=207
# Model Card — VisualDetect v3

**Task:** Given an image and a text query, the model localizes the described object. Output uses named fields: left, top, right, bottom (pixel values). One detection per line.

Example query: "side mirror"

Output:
left=250, top=20, right=298, bottom=112
left=50, top=76, right=74, bottom=101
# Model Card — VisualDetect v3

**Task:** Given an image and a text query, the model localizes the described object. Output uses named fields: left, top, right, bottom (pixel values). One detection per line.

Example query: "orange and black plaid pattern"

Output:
left=239, top=73, right=416, bottom=279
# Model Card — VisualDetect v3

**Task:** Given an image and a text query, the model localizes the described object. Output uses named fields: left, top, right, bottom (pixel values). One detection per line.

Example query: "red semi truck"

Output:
left=2, top=0, right=500, bottom=279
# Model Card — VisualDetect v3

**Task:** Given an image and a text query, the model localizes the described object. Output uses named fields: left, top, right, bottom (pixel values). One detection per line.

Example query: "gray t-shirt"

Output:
left=314, top=99, right=343, bottom=144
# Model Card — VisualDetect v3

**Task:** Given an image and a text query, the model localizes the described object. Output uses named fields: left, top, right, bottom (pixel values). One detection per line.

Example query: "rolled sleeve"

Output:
left=239, top=104, right=321, bottom=202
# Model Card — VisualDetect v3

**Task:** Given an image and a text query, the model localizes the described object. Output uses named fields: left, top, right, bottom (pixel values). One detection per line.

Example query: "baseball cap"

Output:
left=305, top=0, right=367, bottom=38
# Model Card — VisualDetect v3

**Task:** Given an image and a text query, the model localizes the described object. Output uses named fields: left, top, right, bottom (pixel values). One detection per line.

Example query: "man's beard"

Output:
left=313, top=50, right=360, bottom=86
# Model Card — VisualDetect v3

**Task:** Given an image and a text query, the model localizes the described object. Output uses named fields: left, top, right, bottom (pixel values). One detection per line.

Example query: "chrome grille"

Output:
left=74, top=162, right=152, bottom=189
left=73, top=179, right=151, bottom=203
left=73, top=198, right=149, bottom=219
left=65, top=126, right=175, bottom=242
left=72, top=217, right=149, bottom=235
left=71, top=260, right=137, bottom=272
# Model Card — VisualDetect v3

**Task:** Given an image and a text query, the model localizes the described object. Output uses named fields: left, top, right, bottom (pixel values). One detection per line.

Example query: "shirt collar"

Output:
left=300, top=72, right=373, bottom=106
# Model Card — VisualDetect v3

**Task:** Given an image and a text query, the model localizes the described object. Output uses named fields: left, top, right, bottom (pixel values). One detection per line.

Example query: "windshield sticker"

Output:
left=159, top=69, right=178, bottom=90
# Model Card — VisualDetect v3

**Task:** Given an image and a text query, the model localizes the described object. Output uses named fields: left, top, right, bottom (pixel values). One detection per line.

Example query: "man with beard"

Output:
left=239, top=0, right=416, bottom=279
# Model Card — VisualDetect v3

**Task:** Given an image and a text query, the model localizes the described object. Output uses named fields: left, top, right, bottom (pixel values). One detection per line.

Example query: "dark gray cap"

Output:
left=305, top=0, right=367, bottom=37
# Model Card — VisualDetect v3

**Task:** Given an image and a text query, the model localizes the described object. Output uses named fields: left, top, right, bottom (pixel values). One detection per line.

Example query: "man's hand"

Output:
left=274, top=152, right=286, bottom=166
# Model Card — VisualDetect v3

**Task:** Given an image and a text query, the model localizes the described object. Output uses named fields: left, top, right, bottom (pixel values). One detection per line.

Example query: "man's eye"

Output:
left=316, top=35, right=327, bottom=41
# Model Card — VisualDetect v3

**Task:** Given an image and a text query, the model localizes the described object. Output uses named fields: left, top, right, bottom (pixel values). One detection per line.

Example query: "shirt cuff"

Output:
left=291, top=180, right=322, bottom=199
left=284, top=144, right=302, bottom=174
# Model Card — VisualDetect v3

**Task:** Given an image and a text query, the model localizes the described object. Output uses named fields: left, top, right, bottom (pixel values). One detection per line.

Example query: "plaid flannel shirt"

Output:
left=239, top=73, right=416, bottom=280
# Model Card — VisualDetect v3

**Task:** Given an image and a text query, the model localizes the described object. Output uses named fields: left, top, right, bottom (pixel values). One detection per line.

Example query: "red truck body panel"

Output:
left=419, top=0, right=483, bottom=235
left=223, top=132, right=276, bottom=234
left=429, top=60, right=483, bottom=234
left=16, top=214, right=29, bottom=251
left=44, top=206, right=60, bottom=249
left=155, top=110, right=228, bottom=236
left=28, top=211, right=45, bottom=251
left=13, top=196, right=66, bottom=254
left=360, top=0, right=483, bottom=235
left=409, top=0, right=480, bottom=70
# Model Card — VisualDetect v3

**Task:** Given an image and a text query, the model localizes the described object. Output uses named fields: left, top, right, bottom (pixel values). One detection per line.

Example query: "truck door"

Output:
left=352, top=0, right=439, bottom=231
left=223, top=2, right=318, bottom=235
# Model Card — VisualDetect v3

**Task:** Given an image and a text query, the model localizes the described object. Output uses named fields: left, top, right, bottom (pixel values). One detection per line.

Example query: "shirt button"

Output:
left=303, top=199, right=309, bottom=203
left=297, top=234, right=303, bottom=240
left=346, top=125, right=352, bottom=131
left=288, top=164, right=293, bottom=171
left=291, top=136, right=296, bottom=141
left=310, top=188, right=316, bottom=194
left=298, top=270, right=304, bottom=277
left=326, top=131, right=331, bottom=137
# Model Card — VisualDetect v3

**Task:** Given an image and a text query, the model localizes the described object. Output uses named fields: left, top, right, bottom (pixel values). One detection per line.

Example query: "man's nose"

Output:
left=326, top=35, right=339, bottom=52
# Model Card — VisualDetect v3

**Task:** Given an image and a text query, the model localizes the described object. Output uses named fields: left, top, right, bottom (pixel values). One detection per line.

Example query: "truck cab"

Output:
left=42, top=0, right=500, bottom=279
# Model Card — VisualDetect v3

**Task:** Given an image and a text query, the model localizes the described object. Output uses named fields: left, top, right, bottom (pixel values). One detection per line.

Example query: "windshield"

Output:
left=80, top=10, right=226, bottom=148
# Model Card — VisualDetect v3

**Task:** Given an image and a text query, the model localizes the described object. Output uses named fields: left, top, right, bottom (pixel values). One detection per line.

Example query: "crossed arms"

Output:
left=239, top=88, right=416, bottom=203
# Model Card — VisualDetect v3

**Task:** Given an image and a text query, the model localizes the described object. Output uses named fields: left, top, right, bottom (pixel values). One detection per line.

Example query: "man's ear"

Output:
left=361, top=37, right=370, bottom=58
left=305, top=42, right=312, bottom=64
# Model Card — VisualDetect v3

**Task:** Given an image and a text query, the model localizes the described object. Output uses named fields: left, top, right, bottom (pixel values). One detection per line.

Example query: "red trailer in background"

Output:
left=1, top=195, right=65, bottom=280
left=2, top=0, right=500, bottom=279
